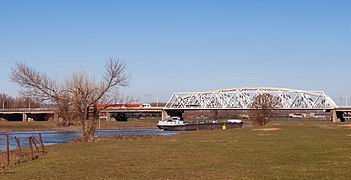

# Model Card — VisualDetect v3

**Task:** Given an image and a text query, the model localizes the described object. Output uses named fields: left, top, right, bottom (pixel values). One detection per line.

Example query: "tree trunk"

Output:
left=81, top=118, right=97, bottom=142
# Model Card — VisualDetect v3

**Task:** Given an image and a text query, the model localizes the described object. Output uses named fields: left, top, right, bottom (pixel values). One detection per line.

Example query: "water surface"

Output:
left=0, top=129, right=178, bottom=151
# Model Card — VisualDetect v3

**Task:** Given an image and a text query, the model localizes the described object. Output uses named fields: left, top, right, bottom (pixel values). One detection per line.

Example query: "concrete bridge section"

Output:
left=0, top=108, right=58, bottom=121
left=0, top=107, right=163, bottom=122
left=102, top=107, right=164, bottom=121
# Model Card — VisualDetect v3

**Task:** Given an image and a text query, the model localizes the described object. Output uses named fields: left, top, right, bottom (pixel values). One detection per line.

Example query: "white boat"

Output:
left=157, top=117, right=185, bottom=130
left=157, top=117, right=243, bottom=131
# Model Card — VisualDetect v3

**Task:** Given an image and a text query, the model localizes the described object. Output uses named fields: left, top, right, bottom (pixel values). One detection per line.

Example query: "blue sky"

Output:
left=0, top=0, right=350, bottom=105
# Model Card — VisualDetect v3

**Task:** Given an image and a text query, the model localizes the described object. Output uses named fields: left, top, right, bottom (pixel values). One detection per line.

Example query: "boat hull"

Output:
left=157, top=121, right=243, bottom=131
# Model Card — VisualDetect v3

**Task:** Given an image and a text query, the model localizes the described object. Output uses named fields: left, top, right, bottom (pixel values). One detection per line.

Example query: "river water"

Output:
left=0, top=129, right=178, bottom=151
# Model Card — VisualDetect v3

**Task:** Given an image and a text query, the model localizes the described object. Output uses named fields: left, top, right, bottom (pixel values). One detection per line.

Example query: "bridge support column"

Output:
left=331, top=110, right=337, bottom=122
left=107, top=112, right=111, bottom=121
left=162, top=110, right=170, bottom=120
left=22, top=113, right=27, bottom=122
left=331, top=110, right=338, bottom=122
left=54, top=113, right=59, bottom=121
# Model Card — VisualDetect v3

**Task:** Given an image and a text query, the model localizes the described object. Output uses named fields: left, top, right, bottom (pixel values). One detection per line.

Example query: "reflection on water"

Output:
left=0, top=129, right=179, bottom=151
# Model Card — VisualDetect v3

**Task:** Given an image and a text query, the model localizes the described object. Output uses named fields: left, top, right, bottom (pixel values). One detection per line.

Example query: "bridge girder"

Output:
left=164, top=87, right=338, bottom=110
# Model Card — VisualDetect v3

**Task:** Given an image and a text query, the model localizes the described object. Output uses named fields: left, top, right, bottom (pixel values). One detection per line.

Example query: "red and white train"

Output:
left=97, top=103, right=151, bottom=109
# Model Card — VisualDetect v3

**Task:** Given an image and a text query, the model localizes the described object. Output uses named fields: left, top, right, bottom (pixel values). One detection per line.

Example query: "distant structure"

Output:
left=1, top=88, right=350, bottom=122
left=163, top=87, right=349, bottom=122
left=164, top=87, right=337, bottom=110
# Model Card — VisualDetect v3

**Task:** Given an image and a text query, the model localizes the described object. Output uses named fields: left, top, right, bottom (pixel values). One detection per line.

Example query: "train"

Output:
left=97, top=103, right=151, bottom=109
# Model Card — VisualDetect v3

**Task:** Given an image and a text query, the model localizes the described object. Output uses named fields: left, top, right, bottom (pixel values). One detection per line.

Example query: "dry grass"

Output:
left=338, top=124, right=351, bottom=128
left=257, top=133, right=272, bottom=136
left=1, top=120, right=351, bottom=179
left=253, top=128, right=282, bottom=131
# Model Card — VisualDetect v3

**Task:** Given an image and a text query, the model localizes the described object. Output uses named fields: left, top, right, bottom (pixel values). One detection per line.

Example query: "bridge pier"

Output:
left=22, top=113, right=27, bottom=122
left=162, top=110, right=170, bottom=120
left=331, top=110, right=339, bottom=122
left=54, top=113, right=59, bottom=121
left=106, top=112, right=111, bottom=121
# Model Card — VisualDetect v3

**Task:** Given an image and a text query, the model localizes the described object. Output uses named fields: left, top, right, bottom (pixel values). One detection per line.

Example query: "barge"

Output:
left=157, top=117, right=243, bottom=131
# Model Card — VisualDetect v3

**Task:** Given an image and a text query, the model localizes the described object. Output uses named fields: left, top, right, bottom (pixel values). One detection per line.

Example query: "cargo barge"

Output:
left=157, top=117, right=243, bottom=131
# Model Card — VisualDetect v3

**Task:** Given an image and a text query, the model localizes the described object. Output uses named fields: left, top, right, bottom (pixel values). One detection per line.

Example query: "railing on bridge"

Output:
left=0, top=108, right=55, bottom=112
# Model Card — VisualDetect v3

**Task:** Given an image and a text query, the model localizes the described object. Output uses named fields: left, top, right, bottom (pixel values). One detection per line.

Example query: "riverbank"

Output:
left=0, top=119, right=159, bottom=132
left=1, top=120, right=351, bottom=179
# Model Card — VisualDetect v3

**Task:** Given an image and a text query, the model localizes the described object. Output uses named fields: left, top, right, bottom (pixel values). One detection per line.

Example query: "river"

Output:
left=0, top=129, right=179, bottom=151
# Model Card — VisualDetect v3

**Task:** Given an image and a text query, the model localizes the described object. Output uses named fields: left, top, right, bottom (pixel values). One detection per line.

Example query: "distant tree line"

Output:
left=0, top=93, right=43, bottom=108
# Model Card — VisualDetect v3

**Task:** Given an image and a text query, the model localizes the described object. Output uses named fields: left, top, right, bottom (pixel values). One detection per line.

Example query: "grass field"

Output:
left=1, top=120, right=351, bottom=179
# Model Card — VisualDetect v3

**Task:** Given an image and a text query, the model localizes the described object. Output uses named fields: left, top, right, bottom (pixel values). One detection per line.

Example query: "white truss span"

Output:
left=164, top=87, right=338, bottom=110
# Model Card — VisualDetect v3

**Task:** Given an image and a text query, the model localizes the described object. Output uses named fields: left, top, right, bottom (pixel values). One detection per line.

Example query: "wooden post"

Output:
left=39, top=133, right=45, bottom=153
left=6, top=134, right=10, bottom=165
left=15, top=137, right=23, bottom=161
left=28, top=137, right=34, bottom=160
left=31, top=136, right=40, bottom=154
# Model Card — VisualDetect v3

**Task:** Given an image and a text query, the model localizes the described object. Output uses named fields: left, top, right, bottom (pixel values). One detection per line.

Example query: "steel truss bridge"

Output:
left=163, top=87, right=351, bottom=122
left=164, top=87, right=338, bottom=110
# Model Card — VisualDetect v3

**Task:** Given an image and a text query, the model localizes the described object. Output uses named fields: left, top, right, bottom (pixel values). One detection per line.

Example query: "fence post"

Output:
left=6, top=134, right=10, bottom=165
left=15, top=137, right=23, bottom=161
left=39, top=133, right=45, bottom=153
left=28, top=137, right=34, bottom=160
left=31, top=136, right=40, bottom=153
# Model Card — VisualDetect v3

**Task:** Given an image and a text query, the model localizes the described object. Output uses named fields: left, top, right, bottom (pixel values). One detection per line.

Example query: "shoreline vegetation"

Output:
left=1, top=119, right=351, bottom=179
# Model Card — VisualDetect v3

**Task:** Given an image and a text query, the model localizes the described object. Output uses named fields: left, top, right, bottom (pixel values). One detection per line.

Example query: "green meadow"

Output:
left=1, top=120, right=351, bottom=179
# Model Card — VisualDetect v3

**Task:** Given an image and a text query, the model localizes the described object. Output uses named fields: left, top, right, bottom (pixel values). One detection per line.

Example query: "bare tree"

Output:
left=249, top=93, right=276, bottom=126
left=10, top=57, right=129, bottom=142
